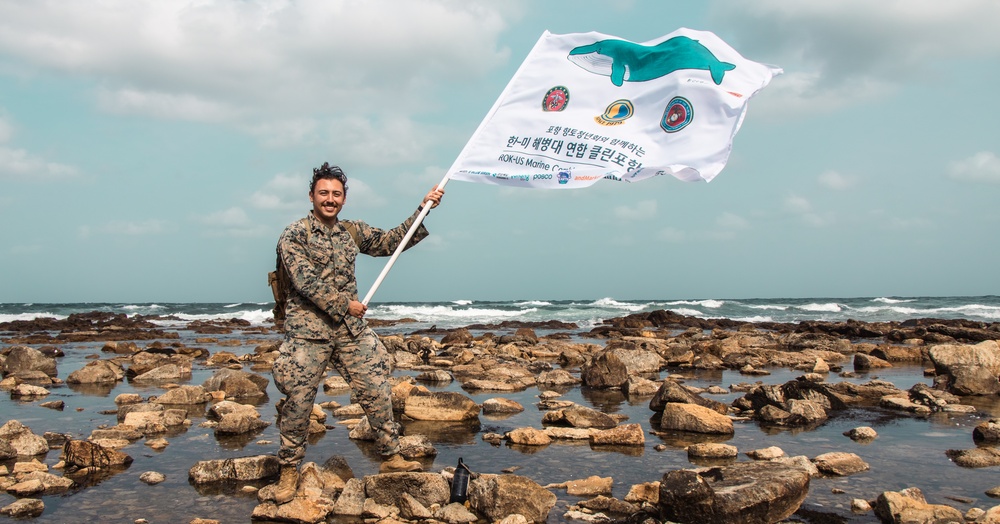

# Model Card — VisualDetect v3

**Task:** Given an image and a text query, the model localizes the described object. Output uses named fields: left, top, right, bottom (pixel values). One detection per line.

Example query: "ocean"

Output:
left=3, top=295, right=999, bottom=332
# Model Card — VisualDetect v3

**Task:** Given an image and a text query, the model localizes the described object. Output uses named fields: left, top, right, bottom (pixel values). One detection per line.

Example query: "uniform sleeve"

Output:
left=353, top=207, right=429, bottom=257
left=278, top=224, right=350, bottom=324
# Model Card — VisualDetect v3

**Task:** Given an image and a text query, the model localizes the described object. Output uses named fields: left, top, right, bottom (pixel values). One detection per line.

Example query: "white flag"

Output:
left=446, top=28, right=781, bottom=189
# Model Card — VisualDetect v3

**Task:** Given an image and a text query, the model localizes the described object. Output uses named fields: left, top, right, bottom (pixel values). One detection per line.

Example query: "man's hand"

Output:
left=347, top=300, right=367, bottom=318
left=422, top=187, right=445, bottom=209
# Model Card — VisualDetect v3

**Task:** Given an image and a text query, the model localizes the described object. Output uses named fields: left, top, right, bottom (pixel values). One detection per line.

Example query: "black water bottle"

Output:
left=449, top=457, right=471, bottom=504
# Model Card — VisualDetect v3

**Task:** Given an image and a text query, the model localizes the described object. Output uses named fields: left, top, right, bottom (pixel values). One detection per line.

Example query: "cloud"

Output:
left=784, top=194, right=833, bottom=226
left=818, top=170, right=857, bottom=190
left=198, top=207, right=251, bottom=227
left=0, top=113, right=79, bottom=180
left=613, top=199, right=657, bottom=220
left=784, top=194, right=811, bottom=214
left=103, top=219, right=171, bottom=236
left=948, top=151, right=1000, bottom=184
left=0, top=0, right=512, bottom=157
left=250, top=172, right=307, bottom=211
left=716, top=212, right=749, bottom=230
left=657, top=227, right=686, bottom=242
left=716, top=1, right=1000, bottom=114
left=9, top=244, right=42, bottom=256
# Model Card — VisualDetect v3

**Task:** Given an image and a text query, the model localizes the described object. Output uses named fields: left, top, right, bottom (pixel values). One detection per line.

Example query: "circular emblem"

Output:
left=542, top=86, right=570, bottom=112
left=661, top=97, right=693, bottom=133
left=595, top=99, right=634, bottom=126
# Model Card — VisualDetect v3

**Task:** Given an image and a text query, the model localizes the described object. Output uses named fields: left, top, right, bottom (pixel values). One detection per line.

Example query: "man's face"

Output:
left=309, top=178, right=347, bottom=224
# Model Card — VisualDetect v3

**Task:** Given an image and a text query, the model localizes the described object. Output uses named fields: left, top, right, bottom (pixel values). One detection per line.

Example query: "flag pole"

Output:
left=361, top=31, right=554, bottom=305
left=360, top=174, right=451, bottom=306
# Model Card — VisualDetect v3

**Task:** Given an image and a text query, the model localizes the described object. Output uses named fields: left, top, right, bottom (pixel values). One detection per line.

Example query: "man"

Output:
left=266, top=162, right=444, bottom=505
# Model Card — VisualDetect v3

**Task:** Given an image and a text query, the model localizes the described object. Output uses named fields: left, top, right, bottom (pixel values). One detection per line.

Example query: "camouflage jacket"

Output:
left=278, top=208, right=429, bottom=339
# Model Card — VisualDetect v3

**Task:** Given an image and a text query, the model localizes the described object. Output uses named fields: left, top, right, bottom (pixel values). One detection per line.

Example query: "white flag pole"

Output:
left=361, top=31, right=553, bottom=305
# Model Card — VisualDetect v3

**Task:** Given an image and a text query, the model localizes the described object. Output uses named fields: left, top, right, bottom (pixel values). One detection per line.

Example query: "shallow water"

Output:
left=2, top=327, right=1000, bottom=523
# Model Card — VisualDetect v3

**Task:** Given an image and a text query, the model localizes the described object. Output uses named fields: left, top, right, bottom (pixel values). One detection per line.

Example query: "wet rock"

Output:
left=403, top=390, right=480, bottom=421
left=188, top=455, right=279, bottom=484
left=0, top=420, right=49, bottom=456
left=64, top=439, right=133, bottom=470
left=812, top=452, right=869, bottom=476
left=874, top=487, right=964, bottom=524
left=67, top=359, right=126, bottom=384
left=542, top=404, right=617, bottom=429
left=153, top=384, right=211, bottom=405
left=506, top=427, right=551, bottom=446
left=398, top=491, right=433, bottom=519
left=363, top=471, right=449, bottom=509
left=482, top=397, right=525, bottom=415
left=332, top=477, right=365, bottom=516
left=659, top=403, right=734, bottom=434
left=562, top=475, right=613, bottom=497
left=139, top=471, right=165, bottom=485
left=649, top=379, right=728, bottom=415
left=1, top=346, right=57, bottom=377
left=974, top=419, right=1000, bottom=443
left=6, top=471, right=73, bottom=496
left=844, top=426, right=878, bottom=442
left=468, top=473, right=557, bottom=523
left=853, top=353, right=893, bottom=371
left=603, top=342, right=666, bottom=374
left=435, top=501, right=479, bottom=523
left=687, top=443, right=738, bottom=459
left=128, top=352, right=192, bottom=377
left=0, top=498, right=44, bottom=518
left=945, top=447, right=1000, bottom=468
left=658, top=461, right=810, bottom=524
left=745, top=446, right=786, bottom=460
left=590, top=423, right=644, bottom=446
left=625, top=482, right=660, bottom=505
left=202, top=368, right=269, bottom=399
left=623, top=376, right=661, bottom=397
left=207, top=400, right=270, bottom=435
left=10, top=383, right=50, bottom=398
left=544, top=427, right=596, bottom=440
left=102, top=341, right=138, bottom=354
left=928, top=340, right=1000, bottom=395
left=581, top=349, right=629, bottom=389
left=536, top=369, right=581, bottom=386
left=416, top=369, right=453, bottom=382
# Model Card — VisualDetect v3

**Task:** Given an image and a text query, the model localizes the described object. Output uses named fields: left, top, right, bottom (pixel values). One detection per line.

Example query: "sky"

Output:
left=1, top=0, right=999, bottom=304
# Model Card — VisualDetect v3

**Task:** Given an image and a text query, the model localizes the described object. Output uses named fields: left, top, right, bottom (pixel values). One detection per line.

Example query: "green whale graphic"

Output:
left=568, top=35, right=735, bottom=86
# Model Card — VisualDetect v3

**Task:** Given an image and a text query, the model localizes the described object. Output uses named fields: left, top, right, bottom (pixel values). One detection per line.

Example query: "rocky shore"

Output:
left=1, top=310, right=1000, bottom=523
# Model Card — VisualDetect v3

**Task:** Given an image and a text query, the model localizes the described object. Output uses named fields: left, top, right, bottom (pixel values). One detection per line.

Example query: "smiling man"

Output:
left=264, top=162, right=443, bottom=505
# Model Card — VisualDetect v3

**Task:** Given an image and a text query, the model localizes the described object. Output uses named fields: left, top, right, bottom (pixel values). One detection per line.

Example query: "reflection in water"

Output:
left=402, top=420, right=481, bottom=445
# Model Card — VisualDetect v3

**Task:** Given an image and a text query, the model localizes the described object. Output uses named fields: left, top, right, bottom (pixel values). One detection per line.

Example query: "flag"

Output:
left=445, top=28, right=782, bottom=189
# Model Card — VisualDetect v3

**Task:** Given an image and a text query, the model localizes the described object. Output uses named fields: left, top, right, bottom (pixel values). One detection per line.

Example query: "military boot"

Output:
left=272, top=464, right=299, bottom=504
left=379, top=454, right=422, bottom=473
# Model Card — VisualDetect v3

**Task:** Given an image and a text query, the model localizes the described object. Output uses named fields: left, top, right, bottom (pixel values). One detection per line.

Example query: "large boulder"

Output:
left=63, top=439, right=133, bottom=470
left=363, top=472, right=450, bottom=508
left=873, top=487, right=963, bottom=524
left=152, top=385, right=211, bottom=405
left=0, top=420, right=49, bottom=456
left=541, top=405, right=617, bottom=429
left=659, top=403, right=734, bottom=434
left=2, top=346, right=57, bottom=377
left=403, top=391, right=480, bottom=421
left=202, top=368, right=269, bottom=399
left=468, top=474, right=557, bottom=523
left=649, top=379, right=728, bottom=414
left=581, top=349, right=629, bottom=389
left=66, top=360, right=125, bottom=384
left=207, top=400, right=270, bottom=435
left=658, top=461, right=810, bottom=524
left=188, top=455, right=279, bottom=484
left=928, top=341, right=1000, bottom=395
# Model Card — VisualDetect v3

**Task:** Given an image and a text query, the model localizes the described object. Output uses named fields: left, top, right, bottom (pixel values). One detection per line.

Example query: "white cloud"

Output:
left=198, top=207, right=251, bottom=227
left=613, top=199, right=657, bottom=220
left=345, top=177, right=389, bottom=209
left=948, top=151, right=1000, bottom=184
left=657, top=227, right=686, bottom=242
left=784, top=194, right=811, bottom=214
left=784, top=194, right=833, bottom=226
left=818, top=170, right=857, bottom=190
left=250, top=172, right=307, bottom=211
left=0, top=114, right=12, bottom=142
left=716, top=0, right=1000, bottom=114
left=716, top=212, right=749, bottom=230
left=103, top=219, right=171, bottom=236
left=0, top=146, right=80, bottom=180
left=0, top=0, right=512, bottom=159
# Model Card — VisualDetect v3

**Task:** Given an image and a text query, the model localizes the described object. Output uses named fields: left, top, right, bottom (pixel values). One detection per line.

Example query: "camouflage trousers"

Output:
left=272, top=326, right=400, bottom=466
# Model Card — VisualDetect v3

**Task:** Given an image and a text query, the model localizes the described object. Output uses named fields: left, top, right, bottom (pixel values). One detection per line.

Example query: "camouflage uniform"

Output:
left=272, top=209, right=428, bottom=466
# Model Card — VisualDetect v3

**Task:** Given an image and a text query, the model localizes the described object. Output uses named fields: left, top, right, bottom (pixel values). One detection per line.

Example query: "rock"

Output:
left=928, top=341, right=1000, bottom=395
left=688, top=443, right=738, bottom=459
left=844, top=426, right=878, bottom=442
left=974, top=419, right=1000, bottom=443
left=852, top=498, right=872, bottom=513
left=564, top=475, right=613, bottom=496
left=2, top=346, right=57, bottom=377
left=658, top=461, right=810, bottom=524
left=7, top=471, right=73, bottom=496
left=745, top=446, right=785, bottom=460
left=152, top=385, right=211, bottom=405
left=403, top=390, right=480, bottom=421
left=66, top=359, right=125, bottom=384
left=812, top=452, right=870, bottom=476
left=874, top=487, right=964, bottom=524
left=202, top=368, right=269, bottom=399
left=468, top=474, right=557, bottom=523
left=416, top=369, right=453, bottom=382
left=506, top=427, right=552, bottom=446
left=10, top=383, right=50, bottom=398
left=0, top=498, right=44, bottom=518
left=946, top=447, right=1000, bottom=468
left=590, top=423, right=644, bottom=446
left=482, top=397, right=525, bottom=415
left=659, top=403, right=734, bottom=434
left=623, top=376, right=661, bottom=397
left=39, top=400, right=64, bottom=410
left=537, top=369, right=581, bottom=386
left=542, top=405, right=617, bottom=429
left=649, top=379, right=728, bottom=415
left=0, top=420, right=50, bottom=456
left=398, top=491, right=433, bottom=519
left=207, top=400, right=270, bottom=435
left=853, top=353, right=893, bottom=371
left=435, top=502, right=479, bottom=523
left=625, top=482, right=660, bottom=505
left=581, top=349, right=629, bottom=389
left=140, top=471, right=165, bottom=484
left=332, top=478, right=365, bottom=516
left=188, top=455, right=279, bottom=484
left=64, top=439, right=133, bottom=469
left=132, top=363, right=187, bottom=382
left=363, top=472, right=450, bottom=508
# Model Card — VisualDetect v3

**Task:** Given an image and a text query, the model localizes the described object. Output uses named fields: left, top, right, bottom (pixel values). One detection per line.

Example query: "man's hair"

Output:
left=310, top=162, right=349, bottom=194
